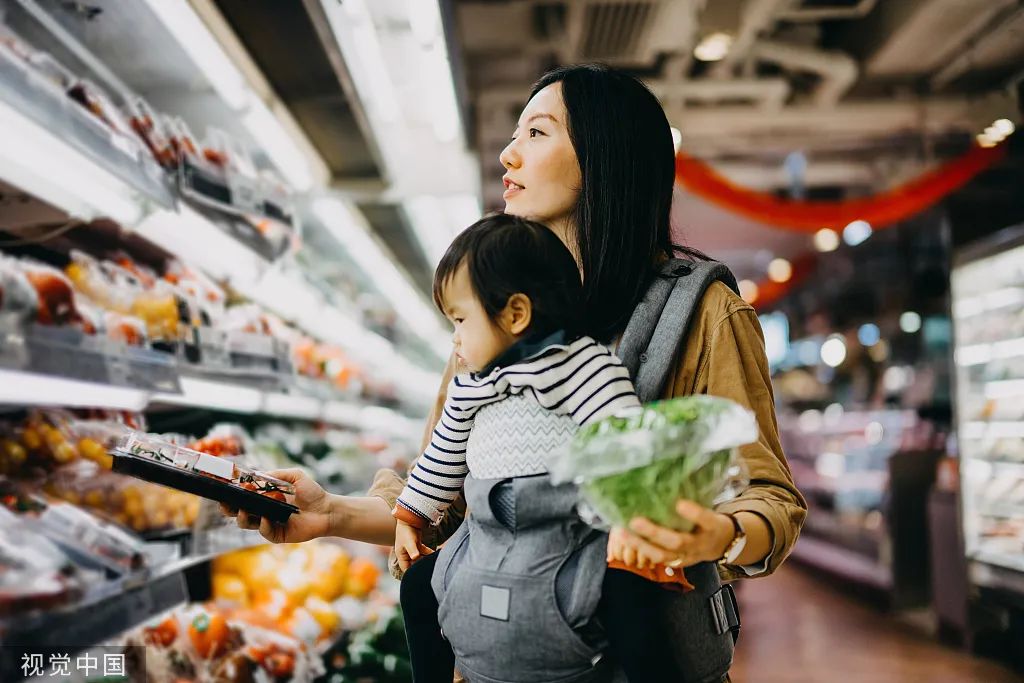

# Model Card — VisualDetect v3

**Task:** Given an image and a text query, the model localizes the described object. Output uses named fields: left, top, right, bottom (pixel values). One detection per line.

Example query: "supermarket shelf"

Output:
left=0, top=563, right=187, bottom=650
left=0, top=42, right=174, bottom=225
left=961, top=421, right=1024, bottom=440
left=790, top=534, right=893, bottom=590
left=972, top=553, right=1024, bottom=588
left=978, top=502, right=1024, bottom=519
left=983, top=379, right=1024, bottom=399
left=0, top=364, right=422, bottom=437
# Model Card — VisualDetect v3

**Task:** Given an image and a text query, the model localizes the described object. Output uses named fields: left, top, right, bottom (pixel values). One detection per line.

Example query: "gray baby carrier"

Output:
left=431, top=260, right=743, bottom=683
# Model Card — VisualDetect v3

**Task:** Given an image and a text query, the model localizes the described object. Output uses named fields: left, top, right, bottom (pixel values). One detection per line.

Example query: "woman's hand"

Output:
left=615, top=500, right=736, bottom=568
left=395, top=520, right=434, bottom=572
left=607, top=526, right=660, bottom=569
left=220, top=469, right=333, bottom=544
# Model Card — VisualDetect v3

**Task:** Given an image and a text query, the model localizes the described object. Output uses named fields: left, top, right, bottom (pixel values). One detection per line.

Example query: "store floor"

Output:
left=729, top=563, right=1024, bottom=683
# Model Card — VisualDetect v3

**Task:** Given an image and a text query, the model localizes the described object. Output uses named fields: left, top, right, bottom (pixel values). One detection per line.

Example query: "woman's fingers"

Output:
left=620, top=532, right=673, bottom=565
left=629, top=516, right=693, bottom=553
left=236, top=510, right=261, bottom=531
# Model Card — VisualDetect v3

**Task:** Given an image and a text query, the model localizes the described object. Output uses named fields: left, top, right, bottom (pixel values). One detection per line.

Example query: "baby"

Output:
left=394, top=214, right=690, bottom=683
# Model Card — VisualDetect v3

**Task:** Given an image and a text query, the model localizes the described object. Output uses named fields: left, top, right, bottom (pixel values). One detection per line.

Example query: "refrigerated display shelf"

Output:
left=0, top=38, right=175, bottom=218
left=0, top=363, right=423, bottom=440
left=790, top=534, right=894, bottom=590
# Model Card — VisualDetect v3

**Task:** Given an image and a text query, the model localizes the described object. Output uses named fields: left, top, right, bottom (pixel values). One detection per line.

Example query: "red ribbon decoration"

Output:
left=674, top=143, right=1007, bottom=233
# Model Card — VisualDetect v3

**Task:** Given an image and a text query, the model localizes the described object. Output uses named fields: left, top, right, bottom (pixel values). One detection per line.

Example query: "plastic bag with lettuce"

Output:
left=547, top=396, right=758, bottom=532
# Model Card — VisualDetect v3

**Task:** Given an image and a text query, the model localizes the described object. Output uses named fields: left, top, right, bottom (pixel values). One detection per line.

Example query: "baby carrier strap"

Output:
left=618, top=259, right=739, bottom=403
left=613, top=258, right=743, bottom=679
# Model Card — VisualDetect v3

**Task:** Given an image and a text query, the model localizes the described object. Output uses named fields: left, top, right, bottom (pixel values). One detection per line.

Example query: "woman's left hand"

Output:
left=614, top=500, right=736, bottom=568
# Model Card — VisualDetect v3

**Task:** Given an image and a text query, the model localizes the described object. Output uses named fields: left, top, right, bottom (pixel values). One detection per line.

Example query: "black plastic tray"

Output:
left=111, top=451, right=298, bottom=523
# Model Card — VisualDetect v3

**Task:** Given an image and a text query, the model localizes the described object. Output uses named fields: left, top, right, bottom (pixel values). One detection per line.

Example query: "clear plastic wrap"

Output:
left=546, top=396, right=758, bottom=531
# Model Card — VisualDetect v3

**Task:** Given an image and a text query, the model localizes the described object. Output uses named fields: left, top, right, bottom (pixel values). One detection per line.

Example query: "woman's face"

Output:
left=499, top=83, right=582, bottom=236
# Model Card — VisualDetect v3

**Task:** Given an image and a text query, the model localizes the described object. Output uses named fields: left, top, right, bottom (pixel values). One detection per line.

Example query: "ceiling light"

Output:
left=737, top=279, right=759, bottom=303
left=767, top=258, right=792, bottom=283
left=820, top=335, right=847, bottom=367
left=843, top=220, right=872, bottom=246
left=976, top=133, right=998, bottom=148
left=694, top=32, right=733, bottom=62
left=857, top=323, right=880, bottom=346
left=992, top=119, right=1015, bottom=137
left=899, top=311, right=922, bottom=334
left=814, top=228, right=840, bottom=252
left=0, top=100, right=144, bottom=226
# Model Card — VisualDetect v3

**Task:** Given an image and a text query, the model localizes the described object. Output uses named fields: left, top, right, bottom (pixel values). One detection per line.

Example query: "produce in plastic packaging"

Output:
left=547, top=396, right=757, bottom=532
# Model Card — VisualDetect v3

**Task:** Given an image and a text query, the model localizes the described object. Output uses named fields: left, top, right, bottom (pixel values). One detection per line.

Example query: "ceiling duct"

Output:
left=577, top=1, right=657, bottom=60
left=748, top=40, right=858, bottom=107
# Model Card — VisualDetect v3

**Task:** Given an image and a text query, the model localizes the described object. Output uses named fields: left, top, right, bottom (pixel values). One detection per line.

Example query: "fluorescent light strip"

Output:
left=0, top=99, right=144, bottom=226
left=984, top=379, right=1024, bottom=399
left=963, top=421, right=1024, bottom=439
left=956, top=336, right=1024, bottom=366
left=312, top=197, right=449, bottom=360
left=142, top=0, right=314, bottom=191
left=141, top=0, right=249, bottom=109
left=134, top=205, right=266, bottom=288
left=262, top=392, right=322, bottom=420
left=0, top=369, right=149, bottom=411
left=155, top=376, right=263, bottom=413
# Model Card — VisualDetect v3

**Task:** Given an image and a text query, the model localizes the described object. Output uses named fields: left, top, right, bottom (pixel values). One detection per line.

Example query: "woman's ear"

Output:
left=500, top=293, right=533, bottom=336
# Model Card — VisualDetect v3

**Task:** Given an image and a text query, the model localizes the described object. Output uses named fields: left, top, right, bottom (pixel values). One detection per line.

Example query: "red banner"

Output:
left=675, top=143, right=1007, bottom=233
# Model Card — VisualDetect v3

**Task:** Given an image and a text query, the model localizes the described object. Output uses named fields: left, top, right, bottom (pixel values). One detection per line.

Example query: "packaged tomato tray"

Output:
left=110, top=432, right=298, bottom=523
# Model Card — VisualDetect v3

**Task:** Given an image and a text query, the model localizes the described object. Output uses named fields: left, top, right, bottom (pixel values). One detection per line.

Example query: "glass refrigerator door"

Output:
left=952, top=231, right=1024, bottom=577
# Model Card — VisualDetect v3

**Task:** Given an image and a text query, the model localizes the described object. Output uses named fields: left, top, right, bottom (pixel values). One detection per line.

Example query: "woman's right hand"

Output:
left=220, top=468, right=333, bottom=544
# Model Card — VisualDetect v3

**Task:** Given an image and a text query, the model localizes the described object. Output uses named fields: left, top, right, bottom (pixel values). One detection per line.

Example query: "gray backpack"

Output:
left=610, top=258, right=743, bottom=682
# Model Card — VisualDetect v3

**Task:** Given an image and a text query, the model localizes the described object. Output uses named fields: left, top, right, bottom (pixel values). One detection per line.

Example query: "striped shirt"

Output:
left=397, top=335, right=641, bottom=525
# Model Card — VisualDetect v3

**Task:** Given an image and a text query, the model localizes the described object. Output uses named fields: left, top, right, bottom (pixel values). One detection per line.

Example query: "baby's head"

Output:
left=433, top=214, right=583, bottom=372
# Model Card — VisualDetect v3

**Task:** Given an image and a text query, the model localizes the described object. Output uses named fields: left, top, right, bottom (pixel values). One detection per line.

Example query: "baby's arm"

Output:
left=395, top=391, right=473, bottom=526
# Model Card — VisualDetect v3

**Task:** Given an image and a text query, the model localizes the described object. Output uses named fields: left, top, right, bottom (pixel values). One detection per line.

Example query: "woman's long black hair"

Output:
left=530, top=63, right=709, bottom=343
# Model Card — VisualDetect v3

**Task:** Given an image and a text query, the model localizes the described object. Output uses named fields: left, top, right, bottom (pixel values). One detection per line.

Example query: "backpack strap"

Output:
left=619, top=259, right=739, bottom=403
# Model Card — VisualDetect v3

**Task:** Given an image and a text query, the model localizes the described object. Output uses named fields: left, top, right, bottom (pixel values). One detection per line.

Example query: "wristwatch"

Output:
left=718, top=513, right=747, bottom=566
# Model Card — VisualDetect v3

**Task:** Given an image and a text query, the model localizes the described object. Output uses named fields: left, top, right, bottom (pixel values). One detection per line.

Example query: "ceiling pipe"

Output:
left=708, top=0, right=796, bottom=78
left=776, top=0, right=879, bottom=22
left=651, top=78, right=791, bottom=110
left=748, top=40, right=859, bottom=107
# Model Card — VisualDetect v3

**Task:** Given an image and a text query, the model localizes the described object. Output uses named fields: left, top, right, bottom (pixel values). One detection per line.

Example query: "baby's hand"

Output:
left=395, top=520, right=434, bottom=572
left=608, top=526, right=659, bottom=569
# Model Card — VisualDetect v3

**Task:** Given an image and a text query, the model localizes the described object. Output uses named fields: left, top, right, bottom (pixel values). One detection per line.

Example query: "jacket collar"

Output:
left=475, top=329, right=573, bottom=379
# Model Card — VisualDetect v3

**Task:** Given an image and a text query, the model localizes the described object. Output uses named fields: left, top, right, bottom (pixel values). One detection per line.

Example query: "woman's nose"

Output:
left=499, top=139, right=520, bottom=170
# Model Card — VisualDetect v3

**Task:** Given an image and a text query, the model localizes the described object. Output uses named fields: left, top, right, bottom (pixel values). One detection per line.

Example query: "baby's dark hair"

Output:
left=433, top=214, right=584, bottom=338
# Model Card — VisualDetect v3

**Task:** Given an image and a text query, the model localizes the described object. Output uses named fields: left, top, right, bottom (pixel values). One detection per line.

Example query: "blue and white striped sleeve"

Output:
left=396, top=390, right=474, bottom=525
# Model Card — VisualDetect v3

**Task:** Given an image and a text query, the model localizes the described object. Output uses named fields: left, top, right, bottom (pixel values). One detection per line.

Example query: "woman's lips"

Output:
left=503, top=178, right=524, bottom=200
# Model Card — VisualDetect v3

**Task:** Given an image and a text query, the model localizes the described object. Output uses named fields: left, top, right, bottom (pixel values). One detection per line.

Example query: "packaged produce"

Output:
left=547, top=396, right=756, bottom=531
left=44, top=460, right=201, bottom=532
left=0, top=256, right=39, bottom=320
left=0, top=509, right=86, bottom=616
left=111, top=432, right=297, bottom=521
left=126, top=96, right=177, bottom=169
left=121, top=605, right=324, bottom=682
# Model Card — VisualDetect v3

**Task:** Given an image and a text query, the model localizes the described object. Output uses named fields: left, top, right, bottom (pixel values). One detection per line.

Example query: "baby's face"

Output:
left=441, top=264, right=515, bottom=373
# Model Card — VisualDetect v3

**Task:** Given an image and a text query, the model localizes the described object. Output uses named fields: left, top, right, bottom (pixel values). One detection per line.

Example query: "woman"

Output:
left=229, top=63, right=806, bottom=679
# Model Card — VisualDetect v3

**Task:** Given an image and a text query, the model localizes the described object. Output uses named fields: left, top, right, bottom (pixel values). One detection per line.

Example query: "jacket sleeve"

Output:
left=685, top=306, right=807, bottom=581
